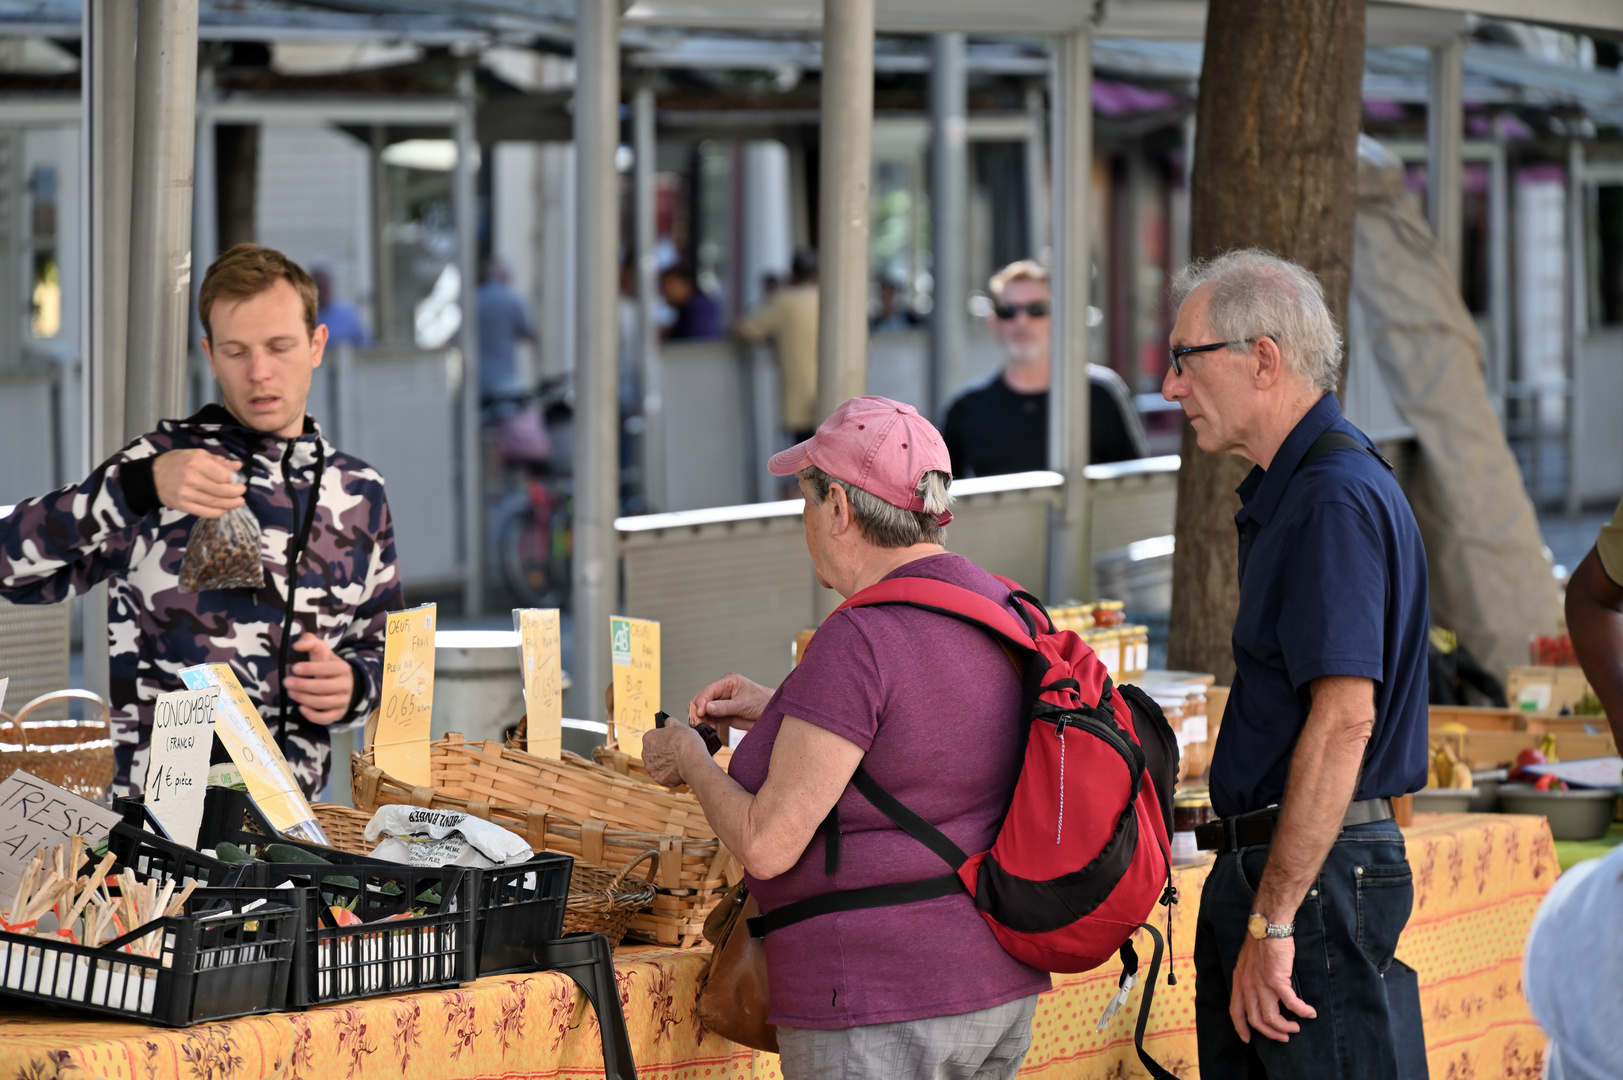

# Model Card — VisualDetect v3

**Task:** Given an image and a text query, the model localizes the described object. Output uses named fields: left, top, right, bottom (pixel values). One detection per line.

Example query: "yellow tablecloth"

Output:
left=0, top=812, right=1557, bottom=1080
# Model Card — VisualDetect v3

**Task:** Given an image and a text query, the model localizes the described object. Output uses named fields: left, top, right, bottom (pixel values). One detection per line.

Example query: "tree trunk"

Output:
left=1166, top=0, right=1368, bottom=681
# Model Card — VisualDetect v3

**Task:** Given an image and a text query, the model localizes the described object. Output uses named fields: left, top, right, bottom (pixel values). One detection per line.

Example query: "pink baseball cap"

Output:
left=769, top=396, right=954, bottom=525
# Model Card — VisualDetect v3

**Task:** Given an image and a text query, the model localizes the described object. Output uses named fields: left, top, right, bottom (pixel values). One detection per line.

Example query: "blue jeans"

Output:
left=1194, top=820, right=1429, bottom=1080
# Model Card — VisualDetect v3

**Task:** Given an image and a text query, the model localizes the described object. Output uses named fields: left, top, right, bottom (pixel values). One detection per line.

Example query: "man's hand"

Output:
left=688, top=672, right=774, bottom=730
left=153, top=450, right=245, bottom=519
left=642, top=722, right=707, bottom=787
left=1231, top=935, right=1316, bottom=1042
left=284, top=634, right=354, bottom=725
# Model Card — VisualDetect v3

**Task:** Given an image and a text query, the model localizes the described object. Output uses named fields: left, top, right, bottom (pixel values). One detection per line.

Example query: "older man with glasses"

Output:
left=1165, top=249, right=1431, bottom=1080
left=940, top=260, right=1146, bottom=478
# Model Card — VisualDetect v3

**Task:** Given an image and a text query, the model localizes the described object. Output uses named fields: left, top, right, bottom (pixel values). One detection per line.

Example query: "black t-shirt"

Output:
left=941, top=375, right=1141, bottom=479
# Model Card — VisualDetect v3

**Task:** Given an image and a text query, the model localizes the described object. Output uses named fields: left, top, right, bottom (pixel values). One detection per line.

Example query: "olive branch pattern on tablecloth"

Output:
left=179, top=1027, right=242, bottom=1080
left=391, top=998, right=422, bottom=1071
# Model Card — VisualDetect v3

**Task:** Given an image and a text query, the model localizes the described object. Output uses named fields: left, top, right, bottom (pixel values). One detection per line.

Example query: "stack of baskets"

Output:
left=352, top=733, right=737, bottom=946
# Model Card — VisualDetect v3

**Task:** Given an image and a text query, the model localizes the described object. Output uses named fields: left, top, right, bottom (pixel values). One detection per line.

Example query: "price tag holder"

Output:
left=0, top=770, right=121, bottom=898
left=515, top=608, right=563, bottom=759
left=142, top=687, right=220, bottom=847
left=610, top=616, right=660, bottom=758
left=377, top=604, right=436, bottom=786
left=179, top=663, right=329, bottom=846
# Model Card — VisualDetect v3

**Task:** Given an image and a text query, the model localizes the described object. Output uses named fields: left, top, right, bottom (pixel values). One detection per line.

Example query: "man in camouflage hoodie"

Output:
left=0, top=244, right=404, bottom=797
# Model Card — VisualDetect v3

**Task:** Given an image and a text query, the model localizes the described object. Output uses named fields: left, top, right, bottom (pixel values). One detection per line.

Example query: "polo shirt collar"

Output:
left=1234, top=393, right=1341, bottom=529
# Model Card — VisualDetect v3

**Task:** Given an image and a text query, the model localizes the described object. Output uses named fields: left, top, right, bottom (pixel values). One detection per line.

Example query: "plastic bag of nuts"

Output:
left=177, top=473, right=265, bottom=592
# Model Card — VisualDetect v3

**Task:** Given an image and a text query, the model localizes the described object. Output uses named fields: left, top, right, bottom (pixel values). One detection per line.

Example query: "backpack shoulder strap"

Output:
left=1295, top=428, right=1393, bottom=475
left=836, top=577, right=1038, bottom=648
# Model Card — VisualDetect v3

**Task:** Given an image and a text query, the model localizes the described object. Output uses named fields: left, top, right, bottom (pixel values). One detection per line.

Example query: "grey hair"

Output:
left=797, top=465, right=952, bottom=548
left=1171, top=249, right=1342, bottom=393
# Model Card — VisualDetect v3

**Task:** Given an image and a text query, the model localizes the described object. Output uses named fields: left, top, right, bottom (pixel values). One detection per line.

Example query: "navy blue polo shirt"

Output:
left=1209, top=393, right=1431, bottom=819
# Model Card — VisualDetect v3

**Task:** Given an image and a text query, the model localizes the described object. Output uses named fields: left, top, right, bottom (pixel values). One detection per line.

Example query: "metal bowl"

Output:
left=1413, top=788, right=1477, bottom=814
left=1497, top=783, right=1620, bottom=841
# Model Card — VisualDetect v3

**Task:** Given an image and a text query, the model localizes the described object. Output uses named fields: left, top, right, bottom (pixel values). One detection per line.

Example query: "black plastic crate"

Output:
left=0, top=887, right=298, bottom=1027
left=107, top=792, right=268, bottom=888
left=272, top=861, right=476, bottom=1007
left=467, top=852, right=573, bottom=976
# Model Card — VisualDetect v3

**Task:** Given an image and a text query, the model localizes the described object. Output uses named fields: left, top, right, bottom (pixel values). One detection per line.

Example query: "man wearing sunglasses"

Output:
left=940, top=260, right=1145, bottom=478
left=1166, top=250, right=1430, bottom=1080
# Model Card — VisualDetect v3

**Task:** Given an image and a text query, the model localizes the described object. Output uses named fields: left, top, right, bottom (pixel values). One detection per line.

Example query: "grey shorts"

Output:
left=775, top=994, right=1039, bottom=1080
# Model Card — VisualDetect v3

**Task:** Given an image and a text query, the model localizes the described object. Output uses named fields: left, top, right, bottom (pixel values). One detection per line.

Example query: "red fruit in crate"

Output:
left=1534, top=773, right=1567, bottom=792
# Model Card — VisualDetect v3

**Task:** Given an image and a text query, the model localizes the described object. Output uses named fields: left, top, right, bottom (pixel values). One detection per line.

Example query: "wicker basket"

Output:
left=351, top=739, right=738, bottom=946
left=309, top=802, right=375, bottom=856
left=0, top=689, right=115, bottom=802
left=564, top=849, right=659, bottom=947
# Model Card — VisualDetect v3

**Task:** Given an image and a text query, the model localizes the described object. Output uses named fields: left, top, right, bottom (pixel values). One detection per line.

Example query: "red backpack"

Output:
left=747, top=576, right=1181, bottom=1078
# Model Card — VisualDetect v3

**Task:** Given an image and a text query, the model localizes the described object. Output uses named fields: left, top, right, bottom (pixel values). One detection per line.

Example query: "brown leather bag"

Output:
left=695, top=881, right=779, bottom=1053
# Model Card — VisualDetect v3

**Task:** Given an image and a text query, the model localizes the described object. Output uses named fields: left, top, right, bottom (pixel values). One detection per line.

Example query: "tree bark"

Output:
left=1167, top=0, right=1368, bottom=681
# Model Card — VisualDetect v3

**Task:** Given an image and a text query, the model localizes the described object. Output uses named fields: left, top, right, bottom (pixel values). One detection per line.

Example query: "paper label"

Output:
left=0, top=771, right=121, bottom=898
left=179, top=664, right=327, bottom=845
left=515, top=608, right=563, bottom=759
left=377, top=605, right=437, bottom=786
left=142, top=687, right=219, bottom=847
left=610, top=616, right=660, bottom=758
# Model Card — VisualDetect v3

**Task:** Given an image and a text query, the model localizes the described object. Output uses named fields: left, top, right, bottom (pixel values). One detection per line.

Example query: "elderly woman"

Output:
left=641, top=396, right=1047, bottom=1079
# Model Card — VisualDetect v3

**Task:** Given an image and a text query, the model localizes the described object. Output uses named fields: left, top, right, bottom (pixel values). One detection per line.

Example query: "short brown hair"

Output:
left=198, top=243, right=318, bottom=340
left=988, top=259, right=1049, bottom=299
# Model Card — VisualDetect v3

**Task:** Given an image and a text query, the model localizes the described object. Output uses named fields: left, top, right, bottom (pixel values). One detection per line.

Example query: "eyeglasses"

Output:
left=1167, top=337, right=1258, bottom=376
left=993, top=301, right=1050, bottom=321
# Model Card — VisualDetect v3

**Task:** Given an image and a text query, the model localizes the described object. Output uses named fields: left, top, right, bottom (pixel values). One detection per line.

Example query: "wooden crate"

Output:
left=1431, top=727, right=1618, bottom=770
left=1505, top=666, right=1593, bottom=714
left=1428, top=705, right=1526, bottom=731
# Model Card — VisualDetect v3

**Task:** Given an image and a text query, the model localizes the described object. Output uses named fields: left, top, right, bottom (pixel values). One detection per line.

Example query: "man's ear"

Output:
left=1252, top=335, right=1285, bottom=389
left=826, top=482, right=854, bottom=535
left=200, top=336, right=217, bottom=378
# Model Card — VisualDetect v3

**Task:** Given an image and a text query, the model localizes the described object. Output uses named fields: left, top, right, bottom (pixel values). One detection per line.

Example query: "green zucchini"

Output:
left=214, top=841, right=260, bottom=864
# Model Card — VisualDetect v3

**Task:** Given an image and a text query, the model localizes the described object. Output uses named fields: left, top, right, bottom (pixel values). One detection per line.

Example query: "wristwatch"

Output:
left=1247, top=912, right=1295, bottom=940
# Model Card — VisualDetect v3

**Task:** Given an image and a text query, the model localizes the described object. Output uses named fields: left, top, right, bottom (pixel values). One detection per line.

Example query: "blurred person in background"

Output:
left=942, top=260, right=1146, bottom=478
left=870, top=274, right=922, bottom=331
left=477, top=255, right=538, bottom=404
left=736, top=248, right=821, bottom=443
left=661, top=264, right=724, bottom=342
left=311, top=261, right=371, bottom=347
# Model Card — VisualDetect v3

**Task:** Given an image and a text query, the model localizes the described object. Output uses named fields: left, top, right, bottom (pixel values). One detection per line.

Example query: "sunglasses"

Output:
left=993, top=301, right=1050, bottom=320
left=1167, top=337, right=1260, bottom=376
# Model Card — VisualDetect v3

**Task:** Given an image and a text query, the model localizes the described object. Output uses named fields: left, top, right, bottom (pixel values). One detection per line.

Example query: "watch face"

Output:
left=1247, top=913, right=1267, bottom=940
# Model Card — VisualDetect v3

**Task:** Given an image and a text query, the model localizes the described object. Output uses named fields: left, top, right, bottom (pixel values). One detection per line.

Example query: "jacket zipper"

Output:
left=273, top=435, right=326, bottom=760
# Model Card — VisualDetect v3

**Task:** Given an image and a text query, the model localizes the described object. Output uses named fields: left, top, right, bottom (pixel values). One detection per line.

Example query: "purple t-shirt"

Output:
left=727, top=552, right=1050, bottom=1029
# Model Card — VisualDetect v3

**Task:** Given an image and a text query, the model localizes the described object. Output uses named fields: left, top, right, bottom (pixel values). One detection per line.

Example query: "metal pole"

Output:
left=633, top=86, right=665, bottom=512
left=1023, top=86, right=1050, bottom=264
left=1427, top=35, right=1465, bottom=285
left=1488, top=117, right=1510, bottom=420
left=453, top=66, right=483, bottom=615
left=82, top=0, right=136, bottom=706
left=1564, top=137, right=1583, bottom=517
left=814, top=0, right=874, bottom=422
left=1048, top=28, right=1093, bottom=604
left=191, top=58, right=217, bottom=399
left=370, top=126, right=393, bottom=343
left=928, top=33, right=967, bottom=419
left=573, top=0, right=620, bottom=721
left=124, top=0, right=200, bottom=438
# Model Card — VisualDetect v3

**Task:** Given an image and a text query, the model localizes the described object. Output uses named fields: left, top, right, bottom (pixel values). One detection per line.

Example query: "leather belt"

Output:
left=1194, top=797, right=1394, bottom=853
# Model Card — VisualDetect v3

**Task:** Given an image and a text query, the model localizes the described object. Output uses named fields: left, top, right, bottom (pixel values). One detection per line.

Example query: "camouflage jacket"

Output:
left=0, top=404, right=404, bottom=797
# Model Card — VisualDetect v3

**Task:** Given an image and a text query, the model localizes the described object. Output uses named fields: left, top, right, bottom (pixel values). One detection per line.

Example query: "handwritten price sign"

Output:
left=610, top=616, right=660, bottom=758
left=142, top=686, right=220, bottom=846
left=516, top=608, right=563, bottom=759
left=377, top=604, right=437, bottom=786
left=180, top=663, right=329, bottom=845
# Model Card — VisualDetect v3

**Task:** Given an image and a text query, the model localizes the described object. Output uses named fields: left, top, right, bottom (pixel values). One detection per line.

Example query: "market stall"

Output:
left=0, top=812, right=1555, bottom=1080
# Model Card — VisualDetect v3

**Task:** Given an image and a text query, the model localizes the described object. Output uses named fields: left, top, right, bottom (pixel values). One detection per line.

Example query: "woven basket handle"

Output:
left=609, top=848, right=659, bottom=892
left=4, top=689, right=113, bottom=750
